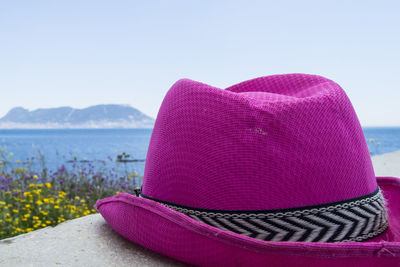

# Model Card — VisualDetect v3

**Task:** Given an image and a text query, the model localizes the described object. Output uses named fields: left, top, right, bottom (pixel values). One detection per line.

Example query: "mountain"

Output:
left=0, top=105, right=155, bottom=129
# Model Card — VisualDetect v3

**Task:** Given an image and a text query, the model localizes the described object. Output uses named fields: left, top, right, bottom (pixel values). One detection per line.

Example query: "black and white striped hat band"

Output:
left=141, top=188, right=388, bottom=243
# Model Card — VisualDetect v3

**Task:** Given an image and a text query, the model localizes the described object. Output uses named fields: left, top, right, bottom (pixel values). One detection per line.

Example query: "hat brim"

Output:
left=95, top=177, right=400, bottom=266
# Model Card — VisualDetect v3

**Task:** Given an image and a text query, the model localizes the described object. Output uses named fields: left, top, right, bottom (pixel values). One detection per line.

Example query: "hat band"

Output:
left=141, top=188, right=388, bottom=243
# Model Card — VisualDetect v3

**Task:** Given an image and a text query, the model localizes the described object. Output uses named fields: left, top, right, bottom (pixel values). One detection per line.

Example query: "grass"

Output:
left=0, top=147, right=140, bottom=240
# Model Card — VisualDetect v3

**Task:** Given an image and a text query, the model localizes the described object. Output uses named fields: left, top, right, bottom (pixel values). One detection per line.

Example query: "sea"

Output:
left=0, top=127, right=399, bottom=177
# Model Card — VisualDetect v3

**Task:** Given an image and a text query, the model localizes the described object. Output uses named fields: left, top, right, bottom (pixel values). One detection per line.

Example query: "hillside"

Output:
left=0, top=105, right=154, bottom=129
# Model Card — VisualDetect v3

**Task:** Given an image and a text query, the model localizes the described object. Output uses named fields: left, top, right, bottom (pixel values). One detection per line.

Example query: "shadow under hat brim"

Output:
left=95, top=177, right=400, bottom=266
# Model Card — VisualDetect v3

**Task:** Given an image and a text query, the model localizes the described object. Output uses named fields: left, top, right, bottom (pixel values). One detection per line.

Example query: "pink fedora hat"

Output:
left=96, top=74, right=400, bottom=266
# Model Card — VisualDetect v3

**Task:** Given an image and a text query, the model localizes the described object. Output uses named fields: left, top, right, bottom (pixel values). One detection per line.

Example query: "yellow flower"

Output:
left=33, top=174, right=38, bottom=179
left=36, top=200, right=43, bottom=205
left=24, top=213, right=30, bottom=218
left=91, top=209, right=96, bottom=213
left=0, top=201, right=6, bottom=205
left=12, top=209, right=19, bottom=213
left=26, top=228, right=33, bottom=232
left=43, top=198, right=49, bottom=204
left=33, top=216, right=39, bottom=220
left=80, top=199, right=85, bottom=203
left=5, top=218, right=12, bottom=222
left=33, top=189, right=42, bottom=194
left=40, top=211, right=48, bottom=216
left=38, top=184, right=43, bottom=188
left=25, top=204, right=31, bottom=208
left=54, top=205, right=60, bottom=209
left=21, top=218, right=27, bottom=222
left=46, top=220, right=51, bottom=224
left=45, top=182, right=51, bottom=188
left=23, top=192, right=30, bottom=197
left=74, top=196, right=80, bottom=200
left=29, top=184, right=35, bottom=188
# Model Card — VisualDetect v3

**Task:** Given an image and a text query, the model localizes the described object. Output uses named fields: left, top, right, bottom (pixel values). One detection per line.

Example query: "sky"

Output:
left=0, top=0, right=399, bottom=126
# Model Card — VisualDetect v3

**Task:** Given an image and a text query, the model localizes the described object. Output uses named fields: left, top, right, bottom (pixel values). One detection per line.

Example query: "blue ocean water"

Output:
left=363, top=127, right=400, bottom=156
left=0, top=129, right=152, bottom=176
left=0, top=127, right=398, bottom=176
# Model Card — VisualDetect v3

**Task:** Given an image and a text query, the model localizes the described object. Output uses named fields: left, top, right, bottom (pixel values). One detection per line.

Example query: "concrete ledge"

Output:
left=371, top=150, right=400, bottom=177
left=0, top=214, right=184, bottom=267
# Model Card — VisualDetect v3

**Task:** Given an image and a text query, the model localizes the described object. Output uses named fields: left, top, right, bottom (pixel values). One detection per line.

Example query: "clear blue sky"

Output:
left=1, top=0, right=399, bottom=126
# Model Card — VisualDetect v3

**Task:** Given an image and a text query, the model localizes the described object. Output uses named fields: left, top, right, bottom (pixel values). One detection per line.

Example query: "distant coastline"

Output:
left=0, top=104, right=155, bottom=129
left=0, top=122, right=154, bottom=129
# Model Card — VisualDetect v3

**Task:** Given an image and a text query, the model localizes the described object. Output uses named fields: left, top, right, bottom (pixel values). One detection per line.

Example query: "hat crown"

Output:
left=142, top=74, right=377, bottom=210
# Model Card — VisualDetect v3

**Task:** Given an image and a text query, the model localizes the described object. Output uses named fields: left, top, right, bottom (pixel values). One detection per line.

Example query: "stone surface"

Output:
left=371, top=150, right=400, bottom=178
left=0, top=214, right=185, bottom=267
left=0, top=151, right=399, bottom=266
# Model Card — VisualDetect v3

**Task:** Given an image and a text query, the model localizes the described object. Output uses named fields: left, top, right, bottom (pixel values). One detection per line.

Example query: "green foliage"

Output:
left=0, top=148, right=140, bottom=240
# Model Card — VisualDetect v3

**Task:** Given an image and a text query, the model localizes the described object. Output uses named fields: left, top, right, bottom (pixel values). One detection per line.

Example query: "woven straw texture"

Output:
left=143, top=74, right=376, bottom=210
left=97, top=74, right=400, bottom=265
